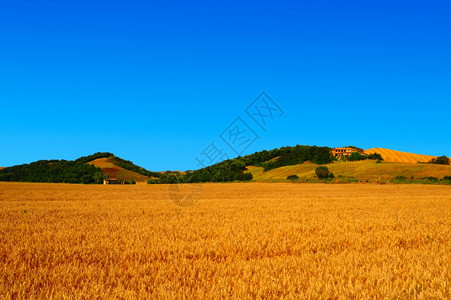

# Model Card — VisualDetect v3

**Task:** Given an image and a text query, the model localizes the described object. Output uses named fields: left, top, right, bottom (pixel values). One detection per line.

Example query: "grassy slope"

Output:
left=88, top=157, right=150, bottom=182
left=364, top=148, right=436, bottom=163
left=246, top=160, right=451, bottom=182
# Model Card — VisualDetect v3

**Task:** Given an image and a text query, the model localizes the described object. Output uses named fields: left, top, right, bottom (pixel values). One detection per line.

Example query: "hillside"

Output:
left=246, top=160, right=451, bottom=182
left=88, top=157, right=150, bottom=182
left=0, top=159, right=103, bottom=184
left=0, top=152, right=156, bottom=184
left=364, top=148, right=436, bottom=163
left=0, top=147, right=448, bottom=184
left=156, top=145, right=332, bottom=183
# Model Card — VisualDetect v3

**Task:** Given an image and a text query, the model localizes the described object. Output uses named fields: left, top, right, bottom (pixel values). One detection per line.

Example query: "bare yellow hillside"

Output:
left=364, top=148, right=436, bottom=163
left=88, top=157, right=150, bottom=182
left=0, top=167, right=4, bottom=170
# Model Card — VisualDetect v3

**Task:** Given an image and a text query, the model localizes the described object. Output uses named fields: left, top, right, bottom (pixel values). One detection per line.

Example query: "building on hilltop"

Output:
left=331, top=147, right=364, bottom=157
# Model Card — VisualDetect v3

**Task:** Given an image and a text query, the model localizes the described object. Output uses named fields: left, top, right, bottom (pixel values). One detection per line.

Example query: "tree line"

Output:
left=429, top=155, right=449, bottom=165
left=0, top=159, right=103, bottom=184
left=151, top=145, right=335, bottom=184
left=342, top=152, right=383, bottom=161
left=258, top=145, right=333, bottom=171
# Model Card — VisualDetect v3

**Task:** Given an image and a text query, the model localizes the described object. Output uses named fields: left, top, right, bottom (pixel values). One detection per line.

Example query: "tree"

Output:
left=287, top=174, right=299, bottom=181
left=81, top=174, right=94, bottom=184
left=366, top=153, right=383, bottom=160
left=429, top=155, right=450, bottom=165
left=93, top=172, right=104, bottom=184
left=348, top=152, right=363, bottom=161
left=315, top=166, right=330, bottom=179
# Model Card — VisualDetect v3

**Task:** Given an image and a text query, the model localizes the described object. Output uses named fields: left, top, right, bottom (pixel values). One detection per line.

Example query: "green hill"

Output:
left=0, top=152, right=159, bottom=184
left=0, top=146, right=448, bottom=185
left=154, top=145, right=333, bottom=183
left=0, top=159, right=104, bottom=184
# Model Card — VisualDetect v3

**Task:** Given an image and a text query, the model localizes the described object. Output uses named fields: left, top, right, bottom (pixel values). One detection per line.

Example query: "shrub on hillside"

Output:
left=348, top=152, right=363, bottom=161
left=391, top=176, right=410, bottom=184
left=420, top=176, right=438, bottom=181
left=287, top=174, right=299, bottom=181
left=315, top=166, right=330, bottom=179
left=342, top=152, right=383, bottom=162
left=366, top=153, right=383, bottom=160
left=429, top=155, right=450, bottom=165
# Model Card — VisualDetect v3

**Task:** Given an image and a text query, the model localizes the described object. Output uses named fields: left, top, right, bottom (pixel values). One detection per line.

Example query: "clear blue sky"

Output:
left=1, top=0, right=450, bottom=171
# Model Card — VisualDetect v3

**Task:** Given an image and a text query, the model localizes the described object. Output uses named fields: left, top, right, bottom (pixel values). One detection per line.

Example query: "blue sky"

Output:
left=1, top=0, right=450, bottom=171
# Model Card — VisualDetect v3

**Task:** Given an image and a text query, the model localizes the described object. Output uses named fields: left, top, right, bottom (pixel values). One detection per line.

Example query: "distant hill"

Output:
left=0, top=152, right=158, bottom=184
left=88, top=157, right=150, bottom=182
left=247, top=160, right=451, bottom=182
left=0, top=146, right=448, bottom=184
left=0, top=159, right=103, bottom=184
left=154, top=145, right=332, bottom=183
left=246, top=147, right=449, bottom=183
left=364, top=148, right=436, bottom=163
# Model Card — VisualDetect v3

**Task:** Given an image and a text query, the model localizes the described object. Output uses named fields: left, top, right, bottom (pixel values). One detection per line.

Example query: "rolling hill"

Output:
left=246, top=160, right=451, bottom=182
left=0, top=147, right=448, bottom=184
left=88, top=157, right=150, bottom=183
left=0, top=152, right=157, bottom=184
left=364, top=148, right=436, bottom=163
left=0, top=159, right=103, bottom=184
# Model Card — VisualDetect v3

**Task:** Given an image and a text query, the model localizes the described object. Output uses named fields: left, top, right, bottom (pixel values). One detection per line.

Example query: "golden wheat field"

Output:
left=0, top=182, right=450, bottom=299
